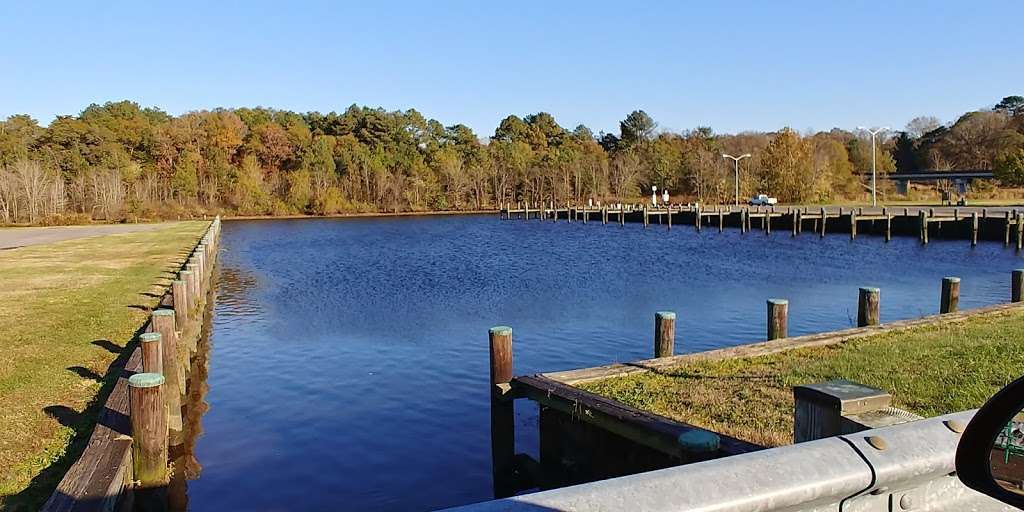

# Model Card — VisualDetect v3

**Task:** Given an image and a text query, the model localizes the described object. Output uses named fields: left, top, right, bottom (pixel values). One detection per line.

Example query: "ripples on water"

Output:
left=187, top=214, right=1022, bottom=511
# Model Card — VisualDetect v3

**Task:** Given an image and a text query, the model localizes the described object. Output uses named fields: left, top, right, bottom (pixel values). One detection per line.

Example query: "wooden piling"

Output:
left=654, top=311, right=676, bottom=358
left=941, top=277, right=960, bottom=314
left=819, top=207, right=827, bottom=238
left=139, top=332, right=163, bottom=374
left=1017, top=212, right=1023, bottom=251
left=767, top=299, right=788, bottom=340
left=971, top=211, right=979, bottom=247
left=791, top=211, right=798, bottom=237
left=184, top=265, right=199, bottom=301
left=1013, top=270, right=1024, bottom=303
left=885, top=212, right=892, bottom=242
left=919, top=210, right=929, bottom=244
left=150, top=309, right=184, bottom=441
left=849, top=212, right=857, bottom=240
left=1005, top=211, right=1012, bottom=246
left=667, top=207, right=672, bottom=230
left=488, top=326, right=515, bottom=498
left=857, top=287, right=880, bottom=327
left=765, top=213, right=771, bottom=234
left=128, top=373, right=169, bottom=489
left=718, top=210, right=724, bottom=232
left=643, top=206, right=648, bottom=229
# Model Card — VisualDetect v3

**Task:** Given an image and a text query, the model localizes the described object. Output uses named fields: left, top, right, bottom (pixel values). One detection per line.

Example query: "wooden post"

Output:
left=857, top=287, right=880, bottom=327
left=971, top=211, right=979, bottom=247
left=941, top=277, right=960, bottom=314
left=791, top=211, right=798, bottom=237
left=1013, top=269, right=1024, bottom=303
left=765, top=213, right=771, bottom=234
left=129, top=373, right=169, bottom=489
left=619, top=207, right=625, bottom=226
left=184, top=264, right=199, bottom=301
left=885, top=212, right=892, bottom=242
left=919, top=210, right=929, bottom=244
left=849, top=212, right=857, bottom=240
left=1017, top=212, right=1023, bottom=251
left=140, top=332, right=163, bottom=374
left=489, top=326, right=515, bottom=498
left=171, top=279, right=189, bottom=327
left=654, top=311, right=676, bottom=358
left=643, top=205, right=648, bottom=229
left=151, top=309, right=184, bottom=441
left=1005, top=211, right=1012, bottom=246
left=180, top=271, right=196, bottom=317
left=820, top=207, right=827, bottom=238
left=194, top=252, right=206, bottom=285
left=767, top=299, right=788, bottom=340
left=718, top=210, right=724, bottom=232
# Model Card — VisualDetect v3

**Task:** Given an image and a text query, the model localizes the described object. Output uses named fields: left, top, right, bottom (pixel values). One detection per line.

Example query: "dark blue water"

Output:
left=186, top=214, right=1022, bottom=511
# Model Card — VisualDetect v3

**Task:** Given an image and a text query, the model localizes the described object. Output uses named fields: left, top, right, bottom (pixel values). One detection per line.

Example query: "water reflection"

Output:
left=168, top=276, right=216, bottom=511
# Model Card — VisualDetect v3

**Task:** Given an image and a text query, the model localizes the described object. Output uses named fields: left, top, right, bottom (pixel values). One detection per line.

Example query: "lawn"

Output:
left=582, top=310, right=1024, bottom=447
left=0, top=221, right=206, bottom=511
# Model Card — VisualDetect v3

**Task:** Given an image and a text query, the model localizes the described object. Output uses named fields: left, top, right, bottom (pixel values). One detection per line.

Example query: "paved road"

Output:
left=0, top=223, right=171, bottom=250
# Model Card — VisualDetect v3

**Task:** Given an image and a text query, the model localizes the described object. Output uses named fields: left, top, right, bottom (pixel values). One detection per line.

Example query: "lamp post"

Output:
left=722, top=153, right=751, bottom=206
left=857, top=126, right=889, bottom=207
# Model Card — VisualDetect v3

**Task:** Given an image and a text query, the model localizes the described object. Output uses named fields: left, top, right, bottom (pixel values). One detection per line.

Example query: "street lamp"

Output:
left=722, top=153, right=751, bottom=206
left=857, top=126, right=890, bottom=207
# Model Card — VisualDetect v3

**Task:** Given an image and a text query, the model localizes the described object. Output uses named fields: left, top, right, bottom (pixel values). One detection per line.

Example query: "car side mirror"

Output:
left=956, top=375, right=1024, bottom=509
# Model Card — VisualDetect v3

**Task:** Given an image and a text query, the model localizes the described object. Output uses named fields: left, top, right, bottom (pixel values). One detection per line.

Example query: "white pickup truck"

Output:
left=748, top=194, right=778, bottom=206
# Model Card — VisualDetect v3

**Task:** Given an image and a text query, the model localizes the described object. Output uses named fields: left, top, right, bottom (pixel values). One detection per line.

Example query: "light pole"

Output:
left=857, top=126, right=889, bottom=207
left=722, top=153, right=751, bottom=206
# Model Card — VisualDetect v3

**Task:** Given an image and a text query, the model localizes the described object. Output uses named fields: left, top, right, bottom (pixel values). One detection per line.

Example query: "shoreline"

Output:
left=223, top=209, right=498, bottom=221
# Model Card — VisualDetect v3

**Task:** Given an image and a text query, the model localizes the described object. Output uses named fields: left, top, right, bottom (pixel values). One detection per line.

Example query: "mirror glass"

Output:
left=991, top=409, right=1024, bottom=495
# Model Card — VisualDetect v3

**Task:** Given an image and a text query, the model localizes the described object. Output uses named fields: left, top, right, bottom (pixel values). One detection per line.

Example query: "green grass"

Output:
left=0, top=222, right=206, bottom=511
left=582, top=311, right=1024, bottom=447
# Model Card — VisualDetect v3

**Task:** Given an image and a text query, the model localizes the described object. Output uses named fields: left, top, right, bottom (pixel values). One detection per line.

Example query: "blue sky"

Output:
left=1, top=1, right=1019, bottom=136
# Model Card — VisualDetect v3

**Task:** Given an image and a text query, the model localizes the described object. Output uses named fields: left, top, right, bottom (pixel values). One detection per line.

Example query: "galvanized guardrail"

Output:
left=448, top=411, right=1016, bottom=512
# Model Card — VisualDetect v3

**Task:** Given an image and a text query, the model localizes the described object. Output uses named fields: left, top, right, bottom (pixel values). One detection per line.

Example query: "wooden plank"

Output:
left=545, top=301, right=1024, bottom=386
left=513, top=375, right=764, bottom=460
left=42, top=349, right=142, bottom=512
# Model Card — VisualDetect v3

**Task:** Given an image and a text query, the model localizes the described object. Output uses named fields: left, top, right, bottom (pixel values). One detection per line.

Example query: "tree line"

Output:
left=0, top=96, right=1022, bottom=224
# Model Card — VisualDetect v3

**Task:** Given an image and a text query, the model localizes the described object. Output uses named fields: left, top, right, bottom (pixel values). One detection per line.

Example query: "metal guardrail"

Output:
left=447, top=411, right=1016, bottom=512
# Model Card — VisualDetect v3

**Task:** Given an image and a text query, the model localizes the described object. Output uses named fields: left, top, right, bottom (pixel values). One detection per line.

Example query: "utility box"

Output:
left=793, top=380, right=911, bottom=443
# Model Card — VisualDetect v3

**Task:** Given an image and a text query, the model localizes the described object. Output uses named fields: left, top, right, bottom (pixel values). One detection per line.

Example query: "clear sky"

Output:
left=1, top=1, right=1020, bottom=136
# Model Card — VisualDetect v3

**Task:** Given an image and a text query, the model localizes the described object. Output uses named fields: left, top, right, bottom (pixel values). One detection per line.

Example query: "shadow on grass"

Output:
left=91, top=339, right=122, bottom=354
left=621, top=361, right=779, bottom=382
left=1, top=323, right=149, bottom=511
left=65, top=366, right=102, bottom=381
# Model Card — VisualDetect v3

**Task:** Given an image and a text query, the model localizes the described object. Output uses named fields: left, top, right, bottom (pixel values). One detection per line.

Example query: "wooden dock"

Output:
left=500, top=202, right=1024, bottom=247
left=486, top=273, right=1024, bottom=497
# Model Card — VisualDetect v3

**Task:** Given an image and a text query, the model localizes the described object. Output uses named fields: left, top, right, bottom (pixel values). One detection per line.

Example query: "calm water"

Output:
left=186, top=214, right=1022, bottom=511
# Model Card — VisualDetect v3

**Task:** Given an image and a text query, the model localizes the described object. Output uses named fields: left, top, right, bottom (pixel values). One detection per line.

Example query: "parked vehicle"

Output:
left=748, top=194, right=778, bottom=206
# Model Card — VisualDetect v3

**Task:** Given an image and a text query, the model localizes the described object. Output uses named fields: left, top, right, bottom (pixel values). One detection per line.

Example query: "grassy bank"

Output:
left=582, top=310, right=1024, bottom=447
left=0, top=221, right=206, bottom=511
